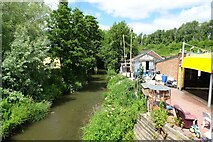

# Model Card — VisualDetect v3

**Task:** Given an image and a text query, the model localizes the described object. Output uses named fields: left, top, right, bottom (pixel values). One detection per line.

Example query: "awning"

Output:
left=182, top=53, right=212, bottom=73
left=181, top=52, right=213, bottom=107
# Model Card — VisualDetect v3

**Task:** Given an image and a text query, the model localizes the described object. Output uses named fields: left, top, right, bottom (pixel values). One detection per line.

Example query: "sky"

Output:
left=44, top=0, right=213, bottom=35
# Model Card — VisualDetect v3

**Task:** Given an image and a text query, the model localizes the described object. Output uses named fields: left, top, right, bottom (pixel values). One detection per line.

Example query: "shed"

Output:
left=132, top=50, right=163, bottom=73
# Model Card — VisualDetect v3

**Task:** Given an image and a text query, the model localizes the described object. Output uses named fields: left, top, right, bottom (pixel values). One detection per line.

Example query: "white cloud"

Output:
left=129, top=3, right=211, bottom=34
left=81, top=0, right=211, bottom=19
left=44, top=0, right=212, bottom=34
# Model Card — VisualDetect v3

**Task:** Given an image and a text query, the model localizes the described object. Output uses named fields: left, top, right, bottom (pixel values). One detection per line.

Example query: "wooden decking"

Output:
left=138, top=86, right=212, bottom=140
left=134, top=113, right=191, bottom=140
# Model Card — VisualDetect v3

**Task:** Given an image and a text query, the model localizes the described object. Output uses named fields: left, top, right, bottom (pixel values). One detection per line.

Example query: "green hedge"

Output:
left=82, top=74, right=147, bottom=140
left=0, top=88, right=51, bottom=138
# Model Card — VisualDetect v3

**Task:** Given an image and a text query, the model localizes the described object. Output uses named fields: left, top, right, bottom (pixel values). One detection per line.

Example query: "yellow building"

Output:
left=179, top=52, right=212, bottom=107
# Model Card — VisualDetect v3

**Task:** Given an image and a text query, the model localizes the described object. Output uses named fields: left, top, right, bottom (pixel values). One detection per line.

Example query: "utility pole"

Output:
left=130, top=29, right=133, bottom=77
left=141, top=33, right=143, bottom=46
left=123, top=35, right=126, bottom=67
left=179, top=42, right=185, bottom=90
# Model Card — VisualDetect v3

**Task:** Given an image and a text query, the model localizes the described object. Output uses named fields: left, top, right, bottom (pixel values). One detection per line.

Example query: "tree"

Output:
left=2, top=26, right=49, bottom=100
left=47, top=2, right=101, bottom=90
left=139, top=20, right=212, bottom=56
left=2, top=2, right=50, bottom=60
left=99, top=21, right=134, bottom=72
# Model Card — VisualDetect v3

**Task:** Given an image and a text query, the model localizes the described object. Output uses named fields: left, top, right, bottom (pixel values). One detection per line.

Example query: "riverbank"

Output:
left=82, top=74, right=147, bottom=140
left=6, top=74, right=106, bottom=140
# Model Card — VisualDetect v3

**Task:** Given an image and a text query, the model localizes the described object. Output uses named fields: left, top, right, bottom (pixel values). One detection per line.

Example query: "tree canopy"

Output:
left=47, top=1, right=101, bottom=90
left=137, top=20, right=213, bottom=56
left=99, top=21, right=138, bottom=72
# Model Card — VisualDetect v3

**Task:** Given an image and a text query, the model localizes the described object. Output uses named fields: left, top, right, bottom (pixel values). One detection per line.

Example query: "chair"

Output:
left=174, top=104, right=197, bottom=129
left=202, top=112, right=211, bottom=129
left=202, top=112, right=212, bottom=139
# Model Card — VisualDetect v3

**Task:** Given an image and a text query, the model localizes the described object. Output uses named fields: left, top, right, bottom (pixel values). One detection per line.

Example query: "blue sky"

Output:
left=45, top=0, right=212, bottom=34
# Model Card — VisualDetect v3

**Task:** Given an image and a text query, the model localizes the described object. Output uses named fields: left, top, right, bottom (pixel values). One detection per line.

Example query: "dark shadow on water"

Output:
left=97, top=70, right=106, bottom=74
left=91, top=76, right=106, bottom=82
left=52, top=96, right=76, bottom=107
left=80, top=82, right=106, bottom=92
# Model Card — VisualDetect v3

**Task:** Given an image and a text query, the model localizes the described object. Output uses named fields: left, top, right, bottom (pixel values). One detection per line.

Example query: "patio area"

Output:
left=171, top=88, right=212, bottom=135
left=142, top=86, right=212, bottom=139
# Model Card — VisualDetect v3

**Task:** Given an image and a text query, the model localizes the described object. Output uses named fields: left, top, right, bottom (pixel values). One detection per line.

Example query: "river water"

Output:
left=9, top=74, right=106, bottom=140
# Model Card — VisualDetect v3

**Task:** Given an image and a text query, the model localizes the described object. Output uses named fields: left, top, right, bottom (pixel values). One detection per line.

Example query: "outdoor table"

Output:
left=141, top=83, right=171, bottom=106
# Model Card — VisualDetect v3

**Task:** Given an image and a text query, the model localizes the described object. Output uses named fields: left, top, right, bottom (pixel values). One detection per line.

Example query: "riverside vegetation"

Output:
left=82, top=73, right=147, bottom=140
left=1, top=2, right=101, bottom=138
left=2, top=1, right=212, bottom=140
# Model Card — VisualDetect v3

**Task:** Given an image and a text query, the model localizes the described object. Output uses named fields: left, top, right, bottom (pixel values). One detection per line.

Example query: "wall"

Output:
left=156, top=56, right=179, bottom=81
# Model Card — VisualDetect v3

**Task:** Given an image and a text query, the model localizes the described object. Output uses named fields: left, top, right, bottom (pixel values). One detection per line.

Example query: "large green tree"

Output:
left=47, top=2, right=101, bottom=90
left=99, top=21, right=138, bottom=72
left=2, top=2, right=50, bottom=60
left=2, top=26, right=50, bottom=100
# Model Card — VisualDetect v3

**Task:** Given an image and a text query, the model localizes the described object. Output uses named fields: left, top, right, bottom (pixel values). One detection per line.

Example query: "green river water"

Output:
left=9, top=74, right=106, bottom=140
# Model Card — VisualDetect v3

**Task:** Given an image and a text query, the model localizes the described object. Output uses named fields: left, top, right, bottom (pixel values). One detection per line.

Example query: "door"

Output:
left=146, top=61, right=149, bottom=71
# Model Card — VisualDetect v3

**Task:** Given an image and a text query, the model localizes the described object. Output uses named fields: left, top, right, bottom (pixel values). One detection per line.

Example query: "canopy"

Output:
left=181, top=52, right=213, bottom=107
left=182, top=53, right=212, bottom=73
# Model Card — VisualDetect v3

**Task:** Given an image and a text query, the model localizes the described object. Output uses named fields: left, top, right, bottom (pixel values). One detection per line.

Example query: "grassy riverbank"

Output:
left=0, top=89, right=51, bottom=138
left=82, top=74, right=147, bottom=140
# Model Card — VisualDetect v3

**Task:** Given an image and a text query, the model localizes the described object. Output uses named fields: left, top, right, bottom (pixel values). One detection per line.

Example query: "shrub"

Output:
left=0, top=88, right=51, bottom=138
left=106, top=69, right=117, bottom=82
left=151, top=101, right=168, bottom=131
left=82, top=75, right=147, bottom=140
left=107, top=74, right=126, bottom=90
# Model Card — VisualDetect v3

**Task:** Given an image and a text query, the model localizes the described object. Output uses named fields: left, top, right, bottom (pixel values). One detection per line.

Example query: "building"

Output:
left=180, top=52, right=213, bottom=107
left=43, top=57, right=61, bottom=68
left=155, top=53, right=183, bottom=81
left=132, top=50, right=163, bottom=73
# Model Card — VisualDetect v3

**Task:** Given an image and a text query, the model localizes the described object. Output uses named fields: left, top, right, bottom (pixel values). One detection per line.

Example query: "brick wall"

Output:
left=156, top=56, right=179, bottom=81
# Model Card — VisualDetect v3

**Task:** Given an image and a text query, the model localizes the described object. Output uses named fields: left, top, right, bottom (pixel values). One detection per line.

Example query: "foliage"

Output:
left=107, top=74, right=126, bottom=90
left=139, top=20, right=213, bottom=56
left=82, top=75, right=147, bottom=140
left=2, top=25, right=63, bottom=101
left=47, top=2, right=102, bottom=91
left=174, top=116, right=185, bottom=129
left=2, top=2, right=50, bottom=60
left=151, top=101, right=168, bottom=131
left=1, top=3, right=66, bottom=138
left=0, top=88, right=51, bottom=138
left=106, top=69, right=117, bottom=81
left=99, top=21, right=138, bottom=72
left=2, top=26, right=46, bottom=99
left=138, top=63, right=145, bottom=83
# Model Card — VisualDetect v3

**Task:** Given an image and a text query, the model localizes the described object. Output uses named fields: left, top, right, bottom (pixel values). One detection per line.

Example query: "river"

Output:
left=9, top=74, right=106, bottom=140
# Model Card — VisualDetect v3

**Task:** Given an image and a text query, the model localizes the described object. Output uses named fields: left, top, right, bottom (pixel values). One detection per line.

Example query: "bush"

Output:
left=151, top=101, right=168, bottom=131
left=42, top=69, right=67, bottom=101
left=82, top=75, right=147, bottom=140
left=0, top=88, right=51, bottom=138
left=107, top=74, right=126, bottom=90
left=106, top=69, right=117, bottom=82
